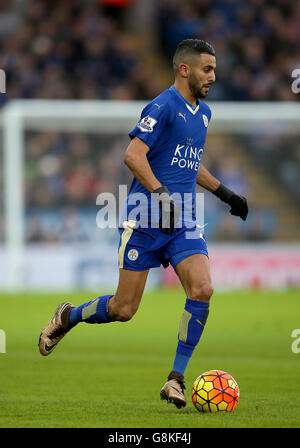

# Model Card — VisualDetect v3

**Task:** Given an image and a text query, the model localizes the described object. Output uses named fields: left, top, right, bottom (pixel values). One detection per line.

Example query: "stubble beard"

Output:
left=188, top=72, right=207, bottom=99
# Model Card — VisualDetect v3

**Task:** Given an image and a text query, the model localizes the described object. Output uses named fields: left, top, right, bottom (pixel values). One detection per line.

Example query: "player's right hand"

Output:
left=152, top=186, right=180, bottom=234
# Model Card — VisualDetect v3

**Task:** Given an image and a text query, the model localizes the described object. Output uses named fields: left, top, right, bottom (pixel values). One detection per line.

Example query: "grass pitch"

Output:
left=0, top=288, right=299, bottom=428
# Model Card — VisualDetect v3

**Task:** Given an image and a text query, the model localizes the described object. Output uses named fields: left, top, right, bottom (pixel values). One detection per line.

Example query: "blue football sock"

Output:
left=69, top=295, right=113, bottom=326
left=172, top=298, right=209, bottom=376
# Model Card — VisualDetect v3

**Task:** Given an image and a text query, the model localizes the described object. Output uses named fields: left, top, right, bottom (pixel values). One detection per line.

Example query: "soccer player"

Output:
left=39, top=39, right=248, bottom=409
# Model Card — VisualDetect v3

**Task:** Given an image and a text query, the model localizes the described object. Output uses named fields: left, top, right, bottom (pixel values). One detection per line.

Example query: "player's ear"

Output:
left=178, top=63, right=189, bottom=79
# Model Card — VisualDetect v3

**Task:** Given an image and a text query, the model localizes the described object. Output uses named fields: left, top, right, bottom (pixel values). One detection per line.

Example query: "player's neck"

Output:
left=173, top=81, right=197, bottom=106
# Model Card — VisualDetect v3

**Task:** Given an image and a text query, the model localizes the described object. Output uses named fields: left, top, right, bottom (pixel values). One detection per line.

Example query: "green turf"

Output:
left=0, top=288, right=299, bottom=428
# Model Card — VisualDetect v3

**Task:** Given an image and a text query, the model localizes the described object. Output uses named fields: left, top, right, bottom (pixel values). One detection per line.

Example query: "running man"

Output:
left=39, top=39, right=248, bottom=409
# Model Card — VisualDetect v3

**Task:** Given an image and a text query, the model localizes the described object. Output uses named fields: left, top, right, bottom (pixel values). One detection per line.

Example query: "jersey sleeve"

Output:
left=129, top=102, right=171, bottom=150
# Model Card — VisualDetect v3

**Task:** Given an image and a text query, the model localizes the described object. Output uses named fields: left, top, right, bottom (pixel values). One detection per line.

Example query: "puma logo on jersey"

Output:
left=178, top=112, right=186, bottom=122
left=154, top=103, right=164, bottom=109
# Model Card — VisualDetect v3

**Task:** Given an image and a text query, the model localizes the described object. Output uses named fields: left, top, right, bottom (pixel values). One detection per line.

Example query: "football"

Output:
left=192, top=370, right=240, bottom=413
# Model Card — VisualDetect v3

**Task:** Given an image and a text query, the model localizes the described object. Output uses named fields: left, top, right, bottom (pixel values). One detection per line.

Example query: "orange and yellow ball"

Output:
left=192, top=370, right=240, bottom=413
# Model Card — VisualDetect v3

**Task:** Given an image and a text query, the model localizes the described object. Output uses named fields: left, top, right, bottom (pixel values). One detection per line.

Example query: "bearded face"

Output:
left=187, top=53, right=216, bottom=99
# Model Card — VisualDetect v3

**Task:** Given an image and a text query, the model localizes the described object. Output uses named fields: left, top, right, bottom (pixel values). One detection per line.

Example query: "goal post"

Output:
left=2, top=100, right=147, bottom=291
left=2, top=100, right=300, bottom=291
left=3, top=102, right=25, bottom=291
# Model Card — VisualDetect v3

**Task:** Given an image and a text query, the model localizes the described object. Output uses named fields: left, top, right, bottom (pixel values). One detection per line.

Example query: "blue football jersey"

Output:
left=122, top=85, right=211, bottom=228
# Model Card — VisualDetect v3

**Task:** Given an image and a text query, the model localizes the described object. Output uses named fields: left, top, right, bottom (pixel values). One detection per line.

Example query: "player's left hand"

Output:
left=228, top=194, right=248, bottom=221
left=213, top=183, right=248, bottom=221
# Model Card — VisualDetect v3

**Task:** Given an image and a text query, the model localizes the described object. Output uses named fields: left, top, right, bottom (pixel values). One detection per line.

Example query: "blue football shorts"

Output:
left=118, top=220, right=208, bottom=271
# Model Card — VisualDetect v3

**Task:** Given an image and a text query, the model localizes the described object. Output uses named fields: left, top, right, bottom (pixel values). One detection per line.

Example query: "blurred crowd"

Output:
left=247, top=131, right=300, bottom=203
left=0, top=130, right=273, bottom=244
left=0, top=0, right=165, bottom=104
left=0, top=0, right=299, bottom=102
left=0, top=0, right=298, bottom=245
left=22, top=131, right=132, bottom=243
left=24, top=131, right=131, bottom=207
left=157, top=0, right=300, bottom=101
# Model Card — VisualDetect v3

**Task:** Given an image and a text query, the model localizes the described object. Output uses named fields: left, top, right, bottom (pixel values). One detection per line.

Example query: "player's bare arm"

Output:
left=196, top=163, right=220, bottom=192
left=197, top=164, right=248, bottom=221
left=124, top=137, right=161, bottom=192
left=124, top=136, right=180, bottom=233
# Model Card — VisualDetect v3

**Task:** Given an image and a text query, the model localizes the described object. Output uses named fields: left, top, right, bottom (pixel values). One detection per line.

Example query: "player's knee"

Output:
left=189, top=282, right=214, bottom=303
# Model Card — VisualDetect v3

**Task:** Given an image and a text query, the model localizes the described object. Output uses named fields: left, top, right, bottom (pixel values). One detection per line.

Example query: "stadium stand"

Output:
left=0, top=0, right=299, bottom=244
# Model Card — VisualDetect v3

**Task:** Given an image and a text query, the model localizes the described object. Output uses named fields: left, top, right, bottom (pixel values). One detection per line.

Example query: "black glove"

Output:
left=213, top=183, right=248, bottom=221
left=152, top=186, right=180, bottom=234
